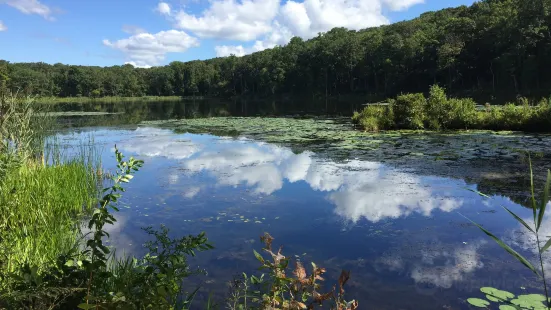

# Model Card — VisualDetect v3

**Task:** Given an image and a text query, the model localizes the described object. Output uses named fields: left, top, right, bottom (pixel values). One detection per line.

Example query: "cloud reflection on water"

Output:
left=119, top=127, right=466, bottom=223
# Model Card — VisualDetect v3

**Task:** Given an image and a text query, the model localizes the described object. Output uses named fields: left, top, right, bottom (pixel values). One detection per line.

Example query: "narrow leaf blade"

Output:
left=460, top=214, right=540, bottom=278
left=537, top=170, right=551, bottom=231
left=502, top=206, right=535, bottom=233
left=541, top=238, right=551, bottom=253
left=467, top=188, right=492, bottom=199
left=529, top=158, right=537, bottom=224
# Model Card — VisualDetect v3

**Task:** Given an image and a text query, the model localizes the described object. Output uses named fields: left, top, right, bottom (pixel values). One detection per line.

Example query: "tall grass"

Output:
left=353, top=85, right=551, bottom=132
left=0, top=91, right=100, bottom=283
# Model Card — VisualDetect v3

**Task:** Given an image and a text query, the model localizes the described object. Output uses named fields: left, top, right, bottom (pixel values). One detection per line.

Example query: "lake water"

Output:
left=55, top=100, right=551, bottom=309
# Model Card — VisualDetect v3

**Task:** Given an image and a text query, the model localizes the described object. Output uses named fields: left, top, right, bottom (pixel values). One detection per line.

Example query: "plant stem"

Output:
left=536, top=233, right=550, bottom=309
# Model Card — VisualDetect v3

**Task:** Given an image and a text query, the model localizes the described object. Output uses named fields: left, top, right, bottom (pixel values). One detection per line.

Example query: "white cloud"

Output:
left=117, top=127, right=203, bottom=159
left=204, top=0, right=424, bottom=56
left=377, top=241, right=486, bottom=289
left=103, top=30, right=200, bottom=68
left=156, top=2, right=171, bottom=15
left=183, top=186, right=201, bottom=198
left=510, top=206, right=551, bottom=274
left=215, top=45, right=247, bottom=57
left=2, top=0, right=54, bottom=20
left=0, top=21, right=6, bottom=31
left=178, top=136, right=464, bottom=221
left=115, top=127, right=464, bottom=222
left=383, top=0, right=425, bottom=11
left=122, top=24, right=146, bottom=35
left=171, top=0, right=280, bottom=41
left=410, top=242, right=485, bottom=289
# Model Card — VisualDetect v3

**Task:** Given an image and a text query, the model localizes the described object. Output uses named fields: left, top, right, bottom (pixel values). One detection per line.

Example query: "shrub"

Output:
left=425, top=85, right=448, bottom=130
left=447, top=98, right=477, bottom=129
left=352, top=105, right=394, bottom=131
left=393, top=93, right=426, bottom=129
left=228, top=233, right=358, bottom=310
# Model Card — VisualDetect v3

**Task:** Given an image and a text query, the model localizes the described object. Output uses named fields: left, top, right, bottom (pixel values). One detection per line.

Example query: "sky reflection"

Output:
left=119, top=127, right=467, bottom=223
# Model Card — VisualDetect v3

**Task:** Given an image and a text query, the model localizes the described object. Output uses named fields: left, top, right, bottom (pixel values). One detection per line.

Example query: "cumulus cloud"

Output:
left=0, top=21, right=6, bottom=31
left=215, top=45, right=247, bottom=57
left=1, top=0, right=54, bottom=20
left=171, top=0, right=280, bottom=41
left=410, top=242, right=485, bottom=289
left=167, top=0, right=424, bottom=56
left=156, top=2, right=171, bottom=15
left=115, top=126, right=463, bottom=222
left=377, top=241, right=486, bottom=289
left=178, top=136, right=464, bottom=221
left=183, top=186, right=201, bottom=198
left=383, top=0, right=425, bottom=11
left=103, top=30, right=200, bottom=68
left=117, top=127, right=203, bottom=159
left=510, top=206, right=551, bottom=274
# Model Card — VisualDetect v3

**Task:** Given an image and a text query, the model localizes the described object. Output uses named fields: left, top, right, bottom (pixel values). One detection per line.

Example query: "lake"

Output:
left=54, top=100, right=551, bottom=309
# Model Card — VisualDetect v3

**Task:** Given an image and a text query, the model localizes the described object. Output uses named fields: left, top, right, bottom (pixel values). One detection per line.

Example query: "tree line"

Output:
left=0, top=0, right=550, bottom=103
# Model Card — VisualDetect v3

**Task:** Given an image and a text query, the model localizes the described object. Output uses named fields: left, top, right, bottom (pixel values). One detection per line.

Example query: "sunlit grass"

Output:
left=0, top=151, right=100, bottom=275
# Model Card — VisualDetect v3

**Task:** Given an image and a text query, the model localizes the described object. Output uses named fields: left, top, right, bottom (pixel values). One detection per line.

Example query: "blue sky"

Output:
left=0, top=0, right=477, bottom=67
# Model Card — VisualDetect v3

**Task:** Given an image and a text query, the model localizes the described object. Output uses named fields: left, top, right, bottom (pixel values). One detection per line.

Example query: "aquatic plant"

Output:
left=392, top=93, right=426, bottom=129
left=227, top=233, right=358, bottom=310
left=353, top=85, right=551, bottom=132
left=352, top=104, right=394, bottom=131
left=465, top=164, right=551, bottom=309
left=1, top=147, right=215, bottom=310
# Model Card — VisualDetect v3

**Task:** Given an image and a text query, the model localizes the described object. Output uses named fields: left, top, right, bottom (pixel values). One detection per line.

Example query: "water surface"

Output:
left=56, top=124, right=550, bottom=309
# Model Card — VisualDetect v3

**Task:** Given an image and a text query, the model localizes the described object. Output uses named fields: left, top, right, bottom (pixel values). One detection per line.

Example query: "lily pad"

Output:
left=467, top=298, right=490, bottom=308
left=480, top=287, right=515, bottom=300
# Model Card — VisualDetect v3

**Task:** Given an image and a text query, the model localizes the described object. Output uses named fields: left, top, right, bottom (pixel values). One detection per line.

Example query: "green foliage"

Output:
left=353, top=85, right=551, bottom=132
left=1, top=147, right=215, bottom=310
left=392, top=93, right=426, bottom=129
left=227, top=233, right=358, bottom=310
left=2, top=0, right=551, bottom=103
left=352, top=105, right=394, bottom=131
left=0, top=91, right=54, bottom=159
left=425, top=85, right=448, bottom=130
left=467, top=287, right=549, bottom=309
left=104, top=225, right=214, bottom=309
left=465, top=164, right=551, bottom=309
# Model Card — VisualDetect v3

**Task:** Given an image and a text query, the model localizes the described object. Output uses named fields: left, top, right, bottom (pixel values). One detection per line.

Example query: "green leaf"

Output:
left=467, top=298, right=490, bottom=308
left=530, top=158, right=538, bottom=225
left=77, top=304, right=96, bottom=310
left=460, top=214, right=540, bottom=278
left=467, top=188, right=492, bottom=199
left=537, top=170, right=551, bottom=232
left=253, top=250, right=264, bottom=263
left=502, top=206, right=535, bottom=233
left=498, top=305, right=519, bottom=310
left=541, top=237, right=551, bottom=253
left=480, top=287, right=515, bottom=300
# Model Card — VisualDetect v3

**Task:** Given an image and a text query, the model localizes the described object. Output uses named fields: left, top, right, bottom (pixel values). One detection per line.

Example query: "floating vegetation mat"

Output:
left=142, top=117, right=551, bottom=200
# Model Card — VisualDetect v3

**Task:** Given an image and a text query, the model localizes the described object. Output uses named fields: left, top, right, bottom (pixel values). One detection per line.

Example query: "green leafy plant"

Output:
left=464, top=163, right=551, bottom=309
left=228, top=233, right=358, bottom=310
left=105, top=225, right=214, bottom=309
left=79, top=145, right=144, bottom=309
left=467, top=287, right=550, bottom=309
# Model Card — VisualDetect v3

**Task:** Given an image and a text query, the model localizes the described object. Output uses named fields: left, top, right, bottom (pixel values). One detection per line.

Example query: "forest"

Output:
left=0, top=0, right=550, bottom=104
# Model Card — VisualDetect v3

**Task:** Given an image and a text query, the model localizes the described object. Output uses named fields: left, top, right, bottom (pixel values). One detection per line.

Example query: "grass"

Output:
left=353, top=85, right=551, bottom=132
left=0, top=151, right=100, bottom=276
left=34, top=96, right=183, bottom=104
